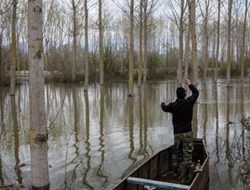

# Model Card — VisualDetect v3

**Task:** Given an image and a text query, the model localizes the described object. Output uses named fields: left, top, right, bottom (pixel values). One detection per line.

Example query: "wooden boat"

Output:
left=112, top=138, right=209, bottom=190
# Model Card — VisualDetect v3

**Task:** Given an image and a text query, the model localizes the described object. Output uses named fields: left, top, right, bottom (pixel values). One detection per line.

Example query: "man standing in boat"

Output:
left=161, top=78, right=199, bottom=184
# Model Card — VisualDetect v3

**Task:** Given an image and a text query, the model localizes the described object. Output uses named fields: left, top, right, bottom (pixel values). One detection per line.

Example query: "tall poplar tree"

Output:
left=99, top=0, right=104, bottom=85
left=28, top=0, right=50, bottom=189
left=10, top=0, right=17, bottom=95
left=188, top=0, right=198, bottom=84
left=240, top=0, right=248, bottom=80
left=138, top=0, right=143, bottom=87
left=214, top=0, right=221, bottom=80
left=226, top=0, right=233, bottom=85
left=128, top=0, right=134, bottom=96
left=84, top=0, right=89, bottom=90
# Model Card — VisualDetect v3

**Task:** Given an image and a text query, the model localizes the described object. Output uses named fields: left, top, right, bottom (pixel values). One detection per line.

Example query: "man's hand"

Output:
left=184, top=78, right=191, bottom=86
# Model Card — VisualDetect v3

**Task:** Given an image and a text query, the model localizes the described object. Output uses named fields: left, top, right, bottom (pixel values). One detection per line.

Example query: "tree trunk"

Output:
left=138, top=0, right=143, bottom=87
left=0, top=30, right=2, bottom=82
left=214, top=0, right=220, bottom=81
left=184, top=29, right=190, bottom=79
left=10, top=0, right=17, bottom=95
left=99, top=0, right=104, bottom=85
left=72, top=0, right=77, bottom=82
left=177, top=0, right=185, bottom=84
left=189, top=0, right=198, bottom=84
left=226, top=0, right=233, bottom=85
left=28, top=0, right=50, bottom=189
left=128, top=0, right=134, bottom=96
left=240, top=0, right=248, bottom=80
left=143, top=0, right=147, bottom=83
left=202, top=0, right=209, bottom=79
left=84, top=0, right=89, bottom=91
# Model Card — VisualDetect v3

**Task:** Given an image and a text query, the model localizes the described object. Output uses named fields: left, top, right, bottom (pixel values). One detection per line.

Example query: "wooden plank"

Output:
left=127, top=177, right=189, bottom=190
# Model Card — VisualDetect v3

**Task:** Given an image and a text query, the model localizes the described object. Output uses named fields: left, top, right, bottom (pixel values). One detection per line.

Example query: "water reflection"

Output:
left=215, top=82, right=220, bottom=164
left=82, top=90, right=93, bottom=190
left=96, top=86, right=108, bottom=187
left=0, top=155, right=3, bottom=185
left=0, top=91, right=4, bottom=185
left=226, top=86, right=233, bottom=187
left=10, top=96, right=22, bottom=184
left=0, top=80, right=250, bottom=189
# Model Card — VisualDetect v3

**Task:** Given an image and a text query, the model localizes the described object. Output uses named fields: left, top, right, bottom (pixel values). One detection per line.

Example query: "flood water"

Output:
left=0, top=79, right=250, bottom=190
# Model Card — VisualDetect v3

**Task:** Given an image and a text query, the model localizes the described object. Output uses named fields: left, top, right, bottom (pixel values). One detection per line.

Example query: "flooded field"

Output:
left=0, top=79, right=250, bottom=190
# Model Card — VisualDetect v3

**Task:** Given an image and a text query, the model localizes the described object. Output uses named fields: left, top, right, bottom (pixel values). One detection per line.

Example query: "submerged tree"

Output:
left=84, top=0, right=89, bottom=90
left=214, top=0, right=221, bottom=80
left=99, top=0, right=104, bottom=85
left=128, top=0, right=134, bottom=96
left=226, top=0, right=233, bottom=85
left=10, top=0, right=17, bottom=95
left=188, top=0, right=198, bottom=84
left=28, top=0, right=50, bottom=189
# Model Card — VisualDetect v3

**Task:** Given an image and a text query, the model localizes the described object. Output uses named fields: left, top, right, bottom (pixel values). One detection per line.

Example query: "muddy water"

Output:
left=0, top=79, right=249, bottom=190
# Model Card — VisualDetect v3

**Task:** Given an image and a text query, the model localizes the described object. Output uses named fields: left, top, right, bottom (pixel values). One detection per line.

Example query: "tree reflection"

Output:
left=143, top=85, right=148, bottom=155
left=235, top=82, right=250, bottom=184
left=83, top=91, right=93, bottom=190
left=96, top=85, right=109, bottom=187
left=10, top=95, right=22, bottom=184
left=128, top=97, right=136, bottom=163
left=0, top=92, right=3, bottom=185
left=226, top=85, right=233, bottom=186
left=215, top=82, right=220, bottom=164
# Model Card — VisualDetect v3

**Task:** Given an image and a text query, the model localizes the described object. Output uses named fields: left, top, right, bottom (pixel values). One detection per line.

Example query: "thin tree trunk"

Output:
left=184, top=29, right=190, bottom=79
left=72, top=0, right=77, bottom=82
left=99, top=0, right=104, bottom=85
left=202, top=0, right=209, bottom=79
left=10, top=0, right=18, bottom=95
left=240, top=0, right=248, bottom=80
left=0, top=31, right=2, bottom=82
left=189, top=0, right=198, bottom=84
left=84, top=0, right=89, bottom=90
left=138, top=0, right=143, bottom=87
left=177, top=0, right=185, bottom=84
left=214, top=0, right=220, bottom=81
left=128, top=0, right=134, bottom=96
left=226, top=0, right=233, bottom=85
left=143, top=0, right=147, bottom=83
left=28, top=0, right=50, bottom=189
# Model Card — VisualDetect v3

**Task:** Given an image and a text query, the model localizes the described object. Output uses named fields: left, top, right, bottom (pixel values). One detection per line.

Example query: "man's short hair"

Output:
left=176, top=87, right=186, bottom=99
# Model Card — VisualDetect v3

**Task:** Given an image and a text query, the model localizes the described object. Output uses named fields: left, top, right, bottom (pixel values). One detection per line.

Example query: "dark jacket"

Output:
left=161, top=84, right=199, bottom=134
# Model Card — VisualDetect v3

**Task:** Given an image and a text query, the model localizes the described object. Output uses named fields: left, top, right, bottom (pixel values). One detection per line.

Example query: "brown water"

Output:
left=0, top=79, right=250, bottom=190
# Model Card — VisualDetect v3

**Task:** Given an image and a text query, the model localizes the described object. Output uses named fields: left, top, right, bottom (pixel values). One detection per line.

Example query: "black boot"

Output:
left=187, top=164, right=195, bottom=184
left=173, top=166, right=180, bottom=178
left=180, top=164, right=188, bottom=185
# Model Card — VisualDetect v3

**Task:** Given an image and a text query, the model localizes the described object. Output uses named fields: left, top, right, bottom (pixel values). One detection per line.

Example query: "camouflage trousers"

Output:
left=172, top=131, right=193, bottom=168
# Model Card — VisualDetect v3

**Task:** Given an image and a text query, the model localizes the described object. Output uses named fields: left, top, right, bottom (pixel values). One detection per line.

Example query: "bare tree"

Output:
left=99, top=0, right=104, bottom=85
left=142, top=0, right=156, bottom=83
left=128, top=0, right=134, bottom=96
left=71, top=0, right=83, bottom=82
left=198, top=0, right=211, bottom=79
left=214, top=0, right=221, bottom=81
left=166, top=0, right=188, bottom=84
left=84, top=0, right=89, bottom=90
left=28, top=0, right=50, bottom=189
left=138, top=0, right=143, bottom=87
left=226, top=0, right=233, bottom=85
left=184, top=25, right=190, bottom=79
left=188, top=0, right=198, bottom=84
left=10, top=0, right=17, bottom=95
left=240, top=0, right=248, bottom=80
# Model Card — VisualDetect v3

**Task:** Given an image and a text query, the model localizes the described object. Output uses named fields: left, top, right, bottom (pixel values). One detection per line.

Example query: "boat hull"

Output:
left=113, top=138, right=209, bottom=190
